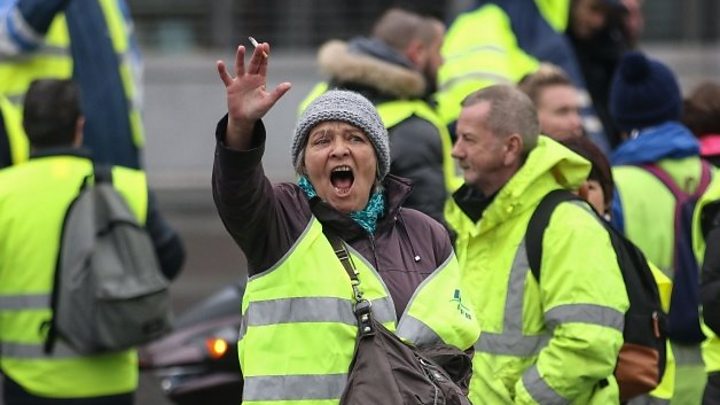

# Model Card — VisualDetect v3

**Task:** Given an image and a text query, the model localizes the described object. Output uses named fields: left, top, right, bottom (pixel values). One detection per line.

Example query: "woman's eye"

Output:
left=350, top=135, right=365, bottom=143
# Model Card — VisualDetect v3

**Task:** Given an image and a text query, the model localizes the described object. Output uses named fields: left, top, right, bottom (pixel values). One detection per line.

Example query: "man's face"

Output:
left=537, top=84, right=583, bottom=140
left=421, top=22, right=445, bottom=87
left=571, top=0, right=610, bottom=39
left=452, top=102, right=510, bottom=195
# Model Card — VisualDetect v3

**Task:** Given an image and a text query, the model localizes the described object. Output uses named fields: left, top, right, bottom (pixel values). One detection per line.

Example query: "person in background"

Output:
left=562, top=135, right=676, bottom=404
left=609, top=50, right=714, bottom=404
left=436, top=0, right=609, bottom=153
left=567, top=0, right=643, bottom=149
left=0, top=79, right=185, bottom=404
left=446, top=84, right=627, bottom=404
left=518, top=63, right=584, bottom=141
left=0, top=0, right=146, bottom=169
left=214, top=41, right=478, bottom=403
left=0, top=95, right=27, bottom=168
left=693, top=177, right=720, bottom=405
left=300, top=8, right=460, bottom=227
left=683, top=81, right=720, bottom=167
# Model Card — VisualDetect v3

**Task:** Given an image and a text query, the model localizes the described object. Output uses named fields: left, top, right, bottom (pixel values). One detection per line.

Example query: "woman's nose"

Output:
left=330, top=141, right=350, bottom=157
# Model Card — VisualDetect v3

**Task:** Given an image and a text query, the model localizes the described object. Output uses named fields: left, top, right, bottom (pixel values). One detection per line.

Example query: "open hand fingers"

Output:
left=234, top=45, right=246, bottom=77
left=248, top=42, right=269, bottom=75
left=257, top=43, right=270, bottom=77
left=216, top=60, right=233, bottom=87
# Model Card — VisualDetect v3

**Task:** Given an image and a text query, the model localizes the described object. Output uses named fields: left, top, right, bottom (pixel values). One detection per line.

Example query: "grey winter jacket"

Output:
left=212, top=117, right=455, bottom=318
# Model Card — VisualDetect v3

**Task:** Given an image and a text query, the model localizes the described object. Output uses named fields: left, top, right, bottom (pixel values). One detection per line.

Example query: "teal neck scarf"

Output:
left=298, top=176, right=385, bottom=235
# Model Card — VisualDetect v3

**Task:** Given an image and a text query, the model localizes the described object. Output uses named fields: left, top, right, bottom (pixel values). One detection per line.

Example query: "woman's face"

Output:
left=302, top=121, right=378, bottom=214
left=584, top=179, right=607, bottom=214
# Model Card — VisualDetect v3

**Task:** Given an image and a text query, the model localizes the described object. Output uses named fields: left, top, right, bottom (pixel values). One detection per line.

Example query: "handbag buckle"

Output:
left=355, top=299, right=374, bottom=335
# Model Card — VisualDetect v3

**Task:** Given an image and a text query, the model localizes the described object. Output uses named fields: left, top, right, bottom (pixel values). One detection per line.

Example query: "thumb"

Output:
left=269, top=82, right=292, bottom=104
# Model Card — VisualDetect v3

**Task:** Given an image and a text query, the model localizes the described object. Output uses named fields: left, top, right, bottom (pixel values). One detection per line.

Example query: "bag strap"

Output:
left=93, top=163, right=114, bottom=185
left=526, top=189, right=585, bottom=283
left=323, top=228, right=374, bottom=335
left=639, top=160, right=712, bottom=202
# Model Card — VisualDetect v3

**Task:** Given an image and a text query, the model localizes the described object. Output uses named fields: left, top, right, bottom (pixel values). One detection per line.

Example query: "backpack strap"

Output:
left=525, top=189, right=584, bottom=283
left=639, top=160, right=713, bottom=202
left=93, top=163, right=114, bottom=185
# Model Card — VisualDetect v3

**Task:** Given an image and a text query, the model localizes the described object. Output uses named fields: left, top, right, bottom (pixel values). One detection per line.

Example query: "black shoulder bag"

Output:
left=324, top=229, right=472, bottom=405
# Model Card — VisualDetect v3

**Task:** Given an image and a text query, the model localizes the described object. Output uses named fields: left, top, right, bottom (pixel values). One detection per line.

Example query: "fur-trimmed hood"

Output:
left=317, top=38, right=427, bottom=99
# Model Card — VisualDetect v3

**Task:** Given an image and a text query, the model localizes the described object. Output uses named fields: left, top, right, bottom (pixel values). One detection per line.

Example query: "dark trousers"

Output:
left=3, top=375, right=134, bottom=405
left=704, top=372, right=720, bottom=405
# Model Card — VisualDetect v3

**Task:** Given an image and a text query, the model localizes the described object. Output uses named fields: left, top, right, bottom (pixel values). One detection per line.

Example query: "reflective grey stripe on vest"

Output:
left=627, top=395, right=671, bottom=405
left=475, top=332, right=550, bottom=356
left=545, top=303, right=624, bottom=332
left=239, top=295, right=396, bottom=340
left=0, top=340, right=82, bottom=359
left=443, top=44, right=507, bottom=63
left=0, top=293, right=49, bottom=309
left=396, top=252, right=454, bottom=346
left=475, top=242, right=548, bottom=356
left=439, top=72, right=512, bottom=94
left=396, top=315, right=441, bottom=348
left=523, top=364, right=570, bottom=405
left=243, top=373, right=346, bottom=401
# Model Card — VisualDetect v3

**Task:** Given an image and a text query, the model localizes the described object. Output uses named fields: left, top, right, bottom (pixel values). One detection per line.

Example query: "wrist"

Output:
left=226, top=117, right=255, bottom=150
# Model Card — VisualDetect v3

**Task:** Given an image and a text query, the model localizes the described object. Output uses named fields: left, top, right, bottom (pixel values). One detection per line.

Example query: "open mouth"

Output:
left=330, top=165, right=354, bottom=195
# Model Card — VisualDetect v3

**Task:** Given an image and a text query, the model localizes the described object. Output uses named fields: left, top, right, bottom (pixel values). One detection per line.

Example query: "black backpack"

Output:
left=525, top=189, right=667, bottom=401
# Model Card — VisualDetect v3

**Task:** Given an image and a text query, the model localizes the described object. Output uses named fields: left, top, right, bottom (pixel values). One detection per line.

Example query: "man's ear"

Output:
left=404, top=39, right=424, bottom=67
left=73, top=116, right=85, bottom=147
left=503, top=134, right=523, bottom=166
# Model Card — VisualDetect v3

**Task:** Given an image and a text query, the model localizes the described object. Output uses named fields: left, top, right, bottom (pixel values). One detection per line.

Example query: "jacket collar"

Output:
left=30, top=147, right=92, bottom=160
left=310, top=174, right=413, bottom=242
left=611, top=122, right=700, bottom=166
left=318, top=38, right=427, bottom=100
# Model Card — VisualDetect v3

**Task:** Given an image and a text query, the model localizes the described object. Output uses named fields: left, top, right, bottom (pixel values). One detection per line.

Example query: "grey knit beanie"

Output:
left=292, top=90, right=390, bottom=180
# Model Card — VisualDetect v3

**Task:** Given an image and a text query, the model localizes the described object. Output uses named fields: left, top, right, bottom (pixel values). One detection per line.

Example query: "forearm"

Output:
left=226, top=115, right=257, bottom=150
left=516, top=324, right=623, bottom=404
left=212, top=115, right=279, bottom=266
left=145, top=190, right=186, bottom=281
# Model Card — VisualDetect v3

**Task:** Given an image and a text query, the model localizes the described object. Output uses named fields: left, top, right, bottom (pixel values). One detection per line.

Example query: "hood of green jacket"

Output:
left=449, top=136, right=591, bottom=236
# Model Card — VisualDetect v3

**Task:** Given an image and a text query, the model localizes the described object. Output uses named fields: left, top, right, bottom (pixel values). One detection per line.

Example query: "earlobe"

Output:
left=504, top=134, right=523, bottom=165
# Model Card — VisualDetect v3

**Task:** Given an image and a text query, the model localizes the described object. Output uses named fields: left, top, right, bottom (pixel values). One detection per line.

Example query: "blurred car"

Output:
left=139, top=281, right=245, bottom=405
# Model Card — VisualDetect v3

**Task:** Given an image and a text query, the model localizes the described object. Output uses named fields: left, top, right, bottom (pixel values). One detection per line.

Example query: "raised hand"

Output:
left=216, top=42, right=291, bottom=149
